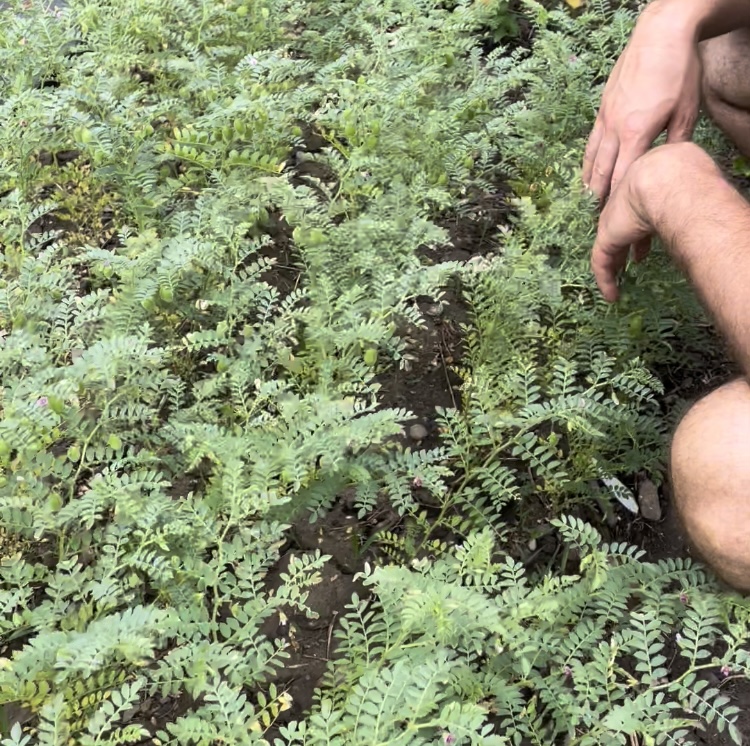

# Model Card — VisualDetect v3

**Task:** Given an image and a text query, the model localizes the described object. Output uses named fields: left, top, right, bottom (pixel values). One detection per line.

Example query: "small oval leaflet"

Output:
left=600, top=474, right=639, bottom=515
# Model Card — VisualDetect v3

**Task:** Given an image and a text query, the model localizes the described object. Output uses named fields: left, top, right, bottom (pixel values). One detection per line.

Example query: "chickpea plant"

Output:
left=0, top=0, right=746, bottom=744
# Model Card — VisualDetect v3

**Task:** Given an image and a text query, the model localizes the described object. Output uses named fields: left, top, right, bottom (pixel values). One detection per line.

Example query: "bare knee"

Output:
left=702, top=29, right=750, bottom=107
left=671, top=378, right=750, bottom=593
left=701, top=29, right=750, bottom=156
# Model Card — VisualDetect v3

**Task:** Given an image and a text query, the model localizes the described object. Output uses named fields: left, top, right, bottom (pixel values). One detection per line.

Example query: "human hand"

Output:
left=591, top=143, right=718, bottom=302
left=583, top=1, right=702, bottom=200
left=590, top=154, right=657, bottom=302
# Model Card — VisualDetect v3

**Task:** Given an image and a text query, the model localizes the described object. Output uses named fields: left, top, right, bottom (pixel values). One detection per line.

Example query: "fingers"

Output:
left=583, top=120, right=605, bottom=188
left=666, top=107, right=698, bottom=144
left=588, top=134, right=619, bottom=201
left=591, top=238, right=626, bottom=303
left=584, top=58, right=623, bottom=190
left=610, top=136, right=649, bottom=196
left=593, top=235, right=650, bottom=303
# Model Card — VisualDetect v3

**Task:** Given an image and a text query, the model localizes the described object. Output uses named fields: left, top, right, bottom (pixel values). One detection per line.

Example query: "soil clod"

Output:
left=638, top=479, right=662, bottom=522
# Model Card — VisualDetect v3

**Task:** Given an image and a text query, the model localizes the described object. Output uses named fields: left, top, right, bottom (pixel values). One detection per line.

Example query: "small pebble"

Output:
left=409, top=423, right=428, bottom=442
left=527, top=538, right=538, bottom=552
left=638, top=479, right=662, bottom=522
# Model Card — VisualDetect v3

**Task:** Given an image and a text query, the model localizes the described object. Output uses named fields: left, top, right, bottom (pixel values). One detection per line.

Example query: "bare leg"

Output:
left=701, top=28, right=750, bottom=157
left=671, top=379, right=750, bottom=592
left=666, top=34, right=750, bottom=592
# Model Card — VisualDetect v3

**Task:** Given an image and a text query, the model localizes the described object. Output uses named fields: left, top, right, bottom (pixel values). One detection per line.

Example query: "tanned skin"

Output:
left=591, top=143, right=750, bottom=376
left=585, top=0, right=750, bottom=592
left=584, top=0, right=750, bottom=202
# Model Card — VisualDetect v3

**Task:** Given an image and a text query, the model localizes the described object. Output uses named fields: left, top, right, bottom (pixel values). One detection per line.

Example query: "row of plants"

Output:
left=0, top=0, right=745, bottom=743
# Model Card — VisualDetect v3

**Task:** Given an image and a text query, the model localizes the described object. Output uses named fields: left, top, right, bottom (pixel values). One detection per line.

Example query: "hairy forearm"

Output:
left=649, top=146, right=750, bottom=374
left=644, top=0, right=750, bottom=41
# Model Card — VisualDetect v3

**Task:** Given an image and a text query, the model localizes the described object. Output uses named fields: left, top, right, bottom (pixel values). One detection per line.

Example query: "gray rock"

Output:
left=638, top=479, right=662, bottom=522
left=408, top=423, right=428, bottom=442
